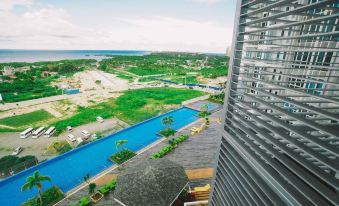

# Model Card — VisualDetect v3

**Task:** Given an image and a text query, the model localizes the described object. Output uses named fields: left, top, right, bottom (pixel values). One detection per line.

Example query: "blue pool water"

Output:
left=0, top=107, right=198, bottom=206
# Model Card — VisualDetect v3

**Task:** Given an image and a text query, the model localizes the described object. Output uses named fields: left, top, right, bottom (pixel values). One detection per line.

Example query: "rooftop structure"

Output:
left=210, top=0, right=339, bottom=205
left=114, top=159, right=189, bottom=206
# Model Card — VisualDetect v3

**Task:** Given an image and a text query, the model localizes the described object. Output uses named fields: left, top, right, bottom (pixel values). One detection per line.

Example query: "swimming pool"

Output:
left=0, top=107, right=199, bottom=206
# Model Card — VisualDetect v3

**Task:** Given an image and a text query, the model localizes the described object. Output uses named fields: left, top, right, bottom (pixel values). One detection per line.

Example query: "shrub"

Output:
left=98, top=179, right=116, bottom=195
left=0, top=155, right=37, bottom=177
left=79, top=196, right=91, bottom=206
left=150, top=145, right=174, bottom=159
left=159, top=128, right=176, bottom=137
left=151, top=135, right=189, bottom=159
left=22, top=186, right=64, bottom=206
left=46, top=141, right=72, bottom=155
left=109, top=149, right=136, bottom=164
left=197, top=111, right=211, bottom=118
left=88, top=183, right=96, bottom=195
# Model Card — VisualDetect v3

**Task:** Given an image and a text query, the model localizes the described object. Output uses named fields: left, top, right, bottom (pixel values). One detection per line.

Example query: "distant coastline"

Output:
left=0, top=50, right=149, bottom=63
left=0, top=49, right=225, bottom=63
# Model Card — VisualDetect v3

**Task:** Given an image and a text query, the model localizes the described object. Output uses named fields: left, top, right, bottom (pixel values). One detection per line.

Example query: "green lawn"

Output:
left=54, top=88, right=204, bottom=134
left=169, top=75, right=202, bottom=84
left=0, top=110, right=53, bottom=128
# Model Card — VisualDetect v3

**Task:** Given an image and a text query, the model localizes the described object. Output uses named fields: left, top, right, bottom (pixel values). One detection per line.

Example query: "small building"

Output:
left=3, top=66, right=14, bottom=76
left=114, top=159, right=189, bottom=206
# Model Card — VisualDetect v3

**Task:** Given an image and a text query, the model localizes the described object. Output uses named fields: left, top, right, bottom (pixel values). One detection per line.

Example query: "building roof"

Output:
left=114, top=159, right=189, bottom=206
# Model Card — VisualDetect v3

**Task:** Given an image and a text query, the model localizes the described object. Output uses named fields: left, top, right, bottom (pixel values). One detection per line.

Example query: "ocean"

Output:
left=0, top=50, right=148, bottom=63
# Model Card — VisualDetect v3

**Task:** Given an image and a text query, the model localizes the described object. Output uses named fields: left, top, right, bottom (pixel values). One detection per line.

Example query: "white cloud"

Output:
left=0, top=0, right=32, bottom=11
left=188, top=0, right=221, bottom=4
left=0, top=5, right=232, bottom=53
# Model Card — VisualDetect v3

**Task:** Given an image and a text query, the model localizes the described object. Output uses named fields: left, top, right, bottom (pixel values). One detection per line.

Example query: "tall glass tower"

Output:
left=210, top=0, right=339, bottom=205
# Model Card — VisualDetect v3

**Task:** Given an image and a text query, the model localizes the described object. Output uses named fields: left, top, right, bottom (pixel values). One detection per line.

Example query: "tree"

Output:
left=162, top=116, right=174, bottom=129
left=200, top=104, right=208, bottom=113
left=89, top=183, right=96, bottom=195
left=83, top=173, right=90, bottom=184
left=115, top=140, right=128, bottom=150
left=21, top=170, right=52, bottom=205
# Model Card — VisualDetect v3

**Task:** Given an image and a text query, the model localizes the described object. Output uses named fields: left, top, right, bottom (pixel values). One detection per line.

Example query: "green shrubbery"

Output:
left=208, top=92, right=225, bottom=104
left=22, top=186, right=64, bottom=206
left=99, top=53, right=228, bottom=78
left=197, top=111, right=211, bottom=118
left=150, top=134, right=189, bottom=159
left=159, top=128, right=176, bottom=137
left=45, top=141, right=72, bottom=155
left=79, top=196, right=91, bottom=206
left=98, top=179, right=116, bottom=195
left=109, top=149, right=136, bottom=164
left=0, top=155, right=37, bottom=177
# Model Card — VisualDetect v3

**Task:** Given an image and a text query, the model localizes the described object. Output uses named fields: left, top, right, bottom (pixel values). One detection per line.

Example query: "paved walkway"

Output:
left=57, top=110, right=222, bottom=206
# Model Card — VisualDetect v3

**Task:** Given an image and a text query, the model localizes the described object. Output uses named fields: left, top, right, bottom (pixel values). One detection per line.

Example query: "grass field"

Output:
left=168, top=75, right=202, bottom=84
left=0, top=110, right=53, bottom=128
left=54, top=88, right=204, bottom=134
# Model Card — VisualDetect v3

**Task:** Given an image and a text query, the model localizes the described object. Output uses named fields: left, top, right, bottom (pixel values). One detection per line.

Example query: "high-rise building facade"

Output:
left=210, top=0, right=339, bottom=205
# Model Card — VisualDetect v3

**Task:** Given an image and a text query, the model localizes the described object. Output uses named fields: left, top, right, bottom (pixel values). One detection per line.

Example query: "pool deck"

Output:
left=184, top=100, right=223, bottom=113
left=57, top=109, right=222, bottom=206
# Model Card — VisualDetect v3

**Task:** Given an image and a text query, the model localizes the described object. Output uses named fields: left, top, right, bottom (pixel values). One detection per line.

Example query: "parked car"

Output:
left=96, top=116, right=104, bottom=123
left=67, top=134, right=76, bottom=142
left=76, top=137, right=83, bottom=144
left=91, top=134, right=97, bottom=139
left=81, top=130, right=91, bottom=139
left=67, top=126, right=73, bottom=132
left=12, top=147, right=23, bottom=156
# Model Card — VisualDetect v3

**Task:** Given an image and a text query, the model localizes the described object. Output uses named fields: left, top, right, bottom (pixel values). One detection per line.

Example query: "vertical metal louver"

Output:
left=210, top=0, right=339, bottom=205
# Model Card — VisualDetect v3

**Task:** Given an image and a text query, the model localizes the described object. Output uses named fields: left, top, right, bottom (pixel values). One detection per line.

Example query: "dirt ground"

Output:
left=0, top=117, right=128, bottom=161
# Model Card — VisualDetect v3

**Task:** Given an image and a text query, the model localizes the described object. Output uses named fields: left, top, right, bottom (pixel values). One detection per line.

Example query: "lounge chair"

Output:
left=193, top=184, right=211, bottom=201
left=190, top=127, right=200, bottom=135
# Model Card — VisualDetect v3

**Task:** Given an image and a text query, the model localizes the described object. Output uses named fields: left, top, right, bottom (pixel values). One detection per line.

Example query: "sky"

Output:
left=0, top=0, right=236, bottom=53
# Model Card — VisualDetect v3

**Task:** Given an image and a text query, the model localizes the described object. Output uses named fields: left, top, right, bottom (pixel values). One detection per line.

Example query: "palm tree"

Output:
left=162, top=116, right=174, bottom=129
left=21, top=170, right=52, bottom=205
left=83, top=173, right=90, bottom=184
left=200, top=104, right=208, bottom=113
left=115, top=140, right=128, bottom=150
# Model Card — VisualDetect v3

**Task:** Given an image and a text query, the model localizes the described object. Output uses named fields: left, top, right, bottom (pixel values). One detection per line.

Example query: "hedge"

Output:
left=150, top=134, right=189, bottom=159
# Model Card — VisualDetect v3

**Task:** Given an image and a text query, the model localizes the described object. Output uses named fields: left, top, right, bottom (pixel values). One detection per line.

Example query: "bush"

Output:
left=150, top=145, right=174, bottom=159
left=197, top=111, right=211, bottom=118
left=0, top=155, right=37, bottom=177
left=151, top=135, right=189, bottom=159
left=88, top=183, right=96, bottom=195
left=46, top=141, right=72, bottom=155
left=98, top=179, right=116, bottom=195
left=79, top=196, right=91, bottom=206
left=159, top=128, right=176, bottom=137
left=109, top=149, right=136, bottom=164
left=22, top=186, right=64, bottom=206
left=208, top=93, right=225, bottom=104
